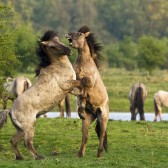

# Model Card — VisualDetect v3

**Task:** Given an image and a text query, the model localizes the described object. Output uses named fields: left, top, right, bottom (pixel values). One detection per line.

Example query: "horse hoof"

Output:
left=35, top=155, right=45, bottom=160
left=16, top=156, right=24, bottom=160
left=77, top=152, right=84, bottom=158
left=97, top=152, right=103, bottom=158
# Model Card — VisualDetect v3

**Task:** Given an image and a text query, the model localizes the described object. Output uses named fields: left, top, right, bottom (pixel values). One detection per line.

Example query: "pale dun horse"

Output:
left=2, top=76, right=32, bottom=109
left=129, top=82, right=147, bottom=121
left=154, top=90, right=168, bottom=121
left=0, top=30, right=82, bottom=160
left=66, top=26, right=109, bottom=158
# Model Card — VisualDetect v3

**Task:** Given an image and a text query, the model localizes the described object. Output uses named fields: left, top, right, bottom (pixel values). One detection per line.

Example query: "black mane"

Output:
left=78, top=26, right=103, bottom=69
left=35, top=30, right=58, bottom=76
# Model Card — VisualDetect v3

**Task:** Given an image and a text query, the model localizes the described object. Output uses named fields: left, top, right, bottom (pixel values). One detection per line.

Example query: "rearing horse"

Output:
left=0, top=30, right=82, bottom=160
left=66, top=26, right=109, bottom=158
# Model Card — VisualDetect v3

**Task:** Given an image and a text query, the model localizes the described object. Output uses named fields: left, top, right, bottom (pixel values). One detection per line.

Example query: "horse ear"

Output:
left=85, top=32, right=90, bottom=37
left=41, top=41, right=48, bottom=46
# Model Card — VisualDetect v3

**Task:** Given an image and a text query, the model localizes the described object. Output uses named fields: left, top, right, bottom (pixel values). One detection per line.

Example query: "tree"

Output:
left=137, top=36, right=166, bottom=74
left=0, top=4, right=19, bottom=96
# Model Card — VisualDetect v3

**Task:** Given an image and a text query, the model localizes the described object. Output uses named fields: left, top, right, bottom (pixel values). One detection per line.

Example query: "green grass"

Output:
left=2, top=68, right=168, bottom=112
left=0, top=118, right=168, bottom=167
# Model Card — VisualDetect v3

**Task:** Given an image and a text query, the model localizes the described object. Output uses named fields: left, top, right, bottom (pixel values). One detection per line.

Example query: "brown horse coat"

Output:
left=66, top=26, right=109, bottom=158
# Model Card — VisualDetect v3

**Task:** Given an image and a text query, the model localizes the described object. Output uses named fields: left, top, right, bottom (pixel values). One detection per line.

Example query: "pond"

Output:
left=42, top=112, right=167, bottom=122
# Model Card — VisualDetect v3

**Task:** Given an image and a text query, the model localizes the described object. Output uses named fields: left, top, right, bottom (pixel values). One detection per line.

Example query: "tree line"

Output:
left=1, top=0, right=168, bottom=77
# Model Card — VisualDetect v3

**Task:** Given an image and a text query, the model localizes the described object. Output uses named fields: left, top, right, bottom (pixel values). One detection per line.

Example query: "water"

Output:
left=42, top=112, right=167, bottom=121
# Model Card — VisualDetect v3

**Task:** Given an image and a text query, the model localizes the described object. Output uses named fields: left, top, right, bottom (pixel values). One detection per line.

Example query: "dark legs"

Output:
left=96, top=108, right=108, bottom=157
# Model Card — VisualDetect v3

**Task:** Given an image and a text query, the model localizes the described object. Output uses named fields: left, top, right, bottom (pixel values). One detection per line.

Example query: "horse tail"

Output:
left=136, top=84, right=145, bottom=120
left=0, top=110, right=10, bottom=129
left=95, top=120, right=108, bottom=152
left=65, top=94, right=71, bottom=118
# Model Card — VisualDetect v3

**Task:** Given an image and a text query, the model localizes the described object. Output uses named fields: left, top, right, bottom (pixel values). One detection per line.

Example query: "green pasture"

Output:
left=3, top=68, right=168, bottom=113
left=0, top=118, right=168, bottom=168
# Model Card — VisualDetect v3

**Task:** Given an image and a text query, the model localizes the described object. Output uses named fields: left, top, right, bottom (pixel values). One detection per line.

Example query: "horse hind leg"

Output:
left=10, top=130, right=24, bottom=160
left=24, top=127, right=44, bottom=160
left=96, top=107, right=109, bottom=157
left=130, top=106, right=136, bottom=120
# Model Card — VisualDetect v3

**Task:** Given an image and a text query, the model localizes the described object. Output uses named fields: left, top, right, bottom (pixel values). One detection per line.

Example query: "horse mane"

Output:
left=35, top=30, right=58, bottom=76
left=78, top=25, right=103, bottom=69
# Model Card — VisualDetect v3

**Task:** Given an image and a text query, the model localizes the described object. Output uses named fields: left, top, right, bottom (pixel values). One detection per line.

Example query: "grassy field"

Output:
left=9, top=68, right=168, bottom=113
left=0, top=118, right=168, bottom=168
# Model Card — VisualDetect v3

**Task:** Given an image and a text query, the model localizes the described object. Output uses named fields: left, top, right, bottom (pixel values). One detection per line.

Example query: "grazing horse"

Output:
left=129, top=82, right=147, bottom=121
left=66, top=26, right=109, bottom=157
left=154, top=90, right=168, bottom=122
left=0, top=30, right=82, bottom=160
left=1, top=76, right=32, bottom=109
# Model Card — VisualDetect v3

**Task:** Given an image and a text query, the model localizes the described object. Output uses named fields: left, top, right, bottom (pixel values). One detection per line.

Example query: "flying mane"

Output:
left=35, top=30, right=58, bottom=76
left=78, top=26, right=103, bottom=69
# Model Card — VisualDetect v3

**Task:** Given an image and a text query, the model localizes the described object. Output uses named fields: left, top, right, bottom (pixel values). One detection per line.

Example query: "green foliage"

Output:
left=105, top=37, right=138, bottom=70
left=15, top=25, right=38, bottom=72
left=0, top=4, right=19, bottom=77
left=137, top=36, right=167, bottom=74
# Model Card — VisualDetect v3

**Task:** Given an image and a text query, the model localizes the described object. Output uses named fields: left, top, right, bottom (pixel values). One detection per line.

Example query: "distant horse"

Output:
left=0, top=30, right=82, bottom=160
left=66, top=26, right=109, bottom=157
left=128, top=82, right=147, bottom=120
left=1, top=76, right=32, bottom=109
left=154, top=90, right=168, bottom=122
left=59, top=94, right=71, bottom=117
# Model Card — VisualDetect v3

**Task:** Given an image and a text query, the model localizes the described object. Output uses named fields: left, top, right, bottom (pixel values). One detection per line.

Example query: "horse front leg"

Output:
left=58, top=98, right=65, bottom=117
left=77, top=113, right=95, bottom=157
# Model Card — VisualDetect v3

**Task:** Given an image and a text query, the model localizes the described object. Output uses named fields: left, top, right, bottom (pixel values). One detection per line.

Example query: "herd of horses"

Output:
left=129, top=82, right=167, bottom=122
left=0, top=26, right=167, bottom=160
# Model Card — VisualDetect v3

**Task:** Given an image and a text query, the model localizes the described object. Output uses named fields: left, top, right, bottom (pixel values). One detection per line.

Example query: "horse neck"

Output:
left=51, top=55, right=70, bottom=68
left=77, top=42, right=91, bottom=63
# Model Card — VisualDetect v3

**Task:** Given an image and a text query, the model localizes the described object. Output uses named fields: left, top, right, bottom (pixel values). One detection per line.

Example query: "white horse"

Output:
left=2, top=76, right=32, bottom=109
left=154, top=90, right=168, bottom=121
left=0, top=30, right=82, bottom=160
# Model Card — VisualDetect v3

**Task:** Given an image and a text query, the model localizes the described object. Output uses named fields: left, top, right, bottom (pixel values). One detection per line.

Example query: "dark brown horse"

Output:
left=129, top=82, right=147, bottom=120
left=0, top=30, right=82, bottom=160
left=66, top=26, right=109, bottom=158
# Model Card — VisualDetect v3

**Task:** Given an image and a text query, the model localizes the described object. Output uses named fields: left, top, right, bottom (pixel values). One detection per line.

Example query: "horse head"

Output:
left=41, top=33, right=72, bottom=57
left=65, top=31, right=90, bottom=49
